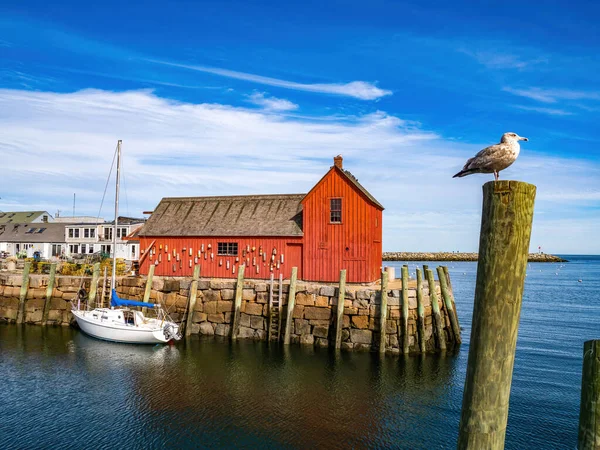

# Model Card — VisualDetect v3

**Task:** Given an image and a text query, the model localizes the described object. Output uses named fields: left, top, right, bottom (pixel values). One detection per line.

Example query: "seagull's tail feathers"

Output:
left=452, top=169, right=478, bottom=178
left=453, top=157, right=478, bottom=178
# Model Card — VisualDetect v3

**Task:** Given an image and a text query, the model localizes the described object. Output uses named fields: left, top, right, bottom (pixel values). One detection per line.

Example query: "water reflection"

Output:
left=1, top=325, right=460, bottom=449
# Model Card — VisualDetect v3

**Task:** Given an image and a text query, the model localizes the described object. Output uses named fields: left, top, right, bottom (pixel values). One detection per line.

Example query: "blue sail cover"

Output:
left=111, top=289, right=156, bottom=308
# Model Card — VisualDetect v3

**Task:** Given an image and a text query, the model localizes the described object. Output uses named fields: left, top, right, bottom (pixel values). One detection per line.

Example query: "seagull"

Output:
left=453, top=132, right=528, bottom=181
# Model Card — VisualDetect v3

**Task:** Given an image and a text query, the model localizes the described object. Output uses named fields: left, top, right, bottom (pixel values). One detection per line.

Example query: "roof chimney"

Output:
left=333, top=155, right=343, bottom=169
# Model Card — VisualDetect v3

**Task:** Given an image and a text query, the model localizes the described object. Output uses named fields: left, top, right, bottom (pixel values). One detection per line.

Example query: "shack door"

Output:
left=285, top=244, right=303, bottom=280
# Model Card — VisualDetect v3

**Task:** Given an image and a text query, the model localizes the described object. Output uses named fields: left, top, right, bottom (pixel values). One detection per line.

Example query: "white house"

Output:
left=0, top=223, right=67, bottom=258
left=64, top=217, right=144, bottom=261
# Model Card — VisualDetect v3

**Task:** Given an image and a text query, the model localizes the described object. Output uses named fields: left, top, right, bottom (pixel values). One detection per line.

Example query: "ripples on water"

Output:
left=0, top=255, right=598, bottom=449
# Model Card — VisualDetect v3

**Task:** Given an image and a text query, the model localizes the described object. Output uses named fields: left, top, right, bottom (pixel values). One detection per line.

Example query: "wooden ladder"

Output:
left=268, top=274, right=283, bottom=342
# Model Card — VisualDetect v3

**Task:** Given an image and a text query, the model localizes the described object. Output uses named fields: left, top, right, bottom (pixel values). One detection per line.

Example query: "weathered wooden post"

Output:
left=231, top=264, right=245, bottom=340
left=425, top=268, right=446, bottom=351
left=401, top=265, right=409, bottom=354
left=16, top=261, right=31, bottom=324
left=334, top=269, right=347, bottom=349
left=283, top=267, right=298, bottom=345
left=41, top=263, right=57, bottom=325
left=458, top=180, right=536, bottom=450
left=416, top=268, right=426, bottom=353
left=578, top=340, right=600, bottom=449
left=185, top=265, right=201, bottom=337
left=379, top=271, right=388, bottom=354
left=143, top=264, right=155, bottom=304
left=142, top=264, right=155, bottom=315
left=88, top=262, right=101, bottom=308
left=442, top=265, right=461, bottom=332
left=437, top=266, right=461, bottom=344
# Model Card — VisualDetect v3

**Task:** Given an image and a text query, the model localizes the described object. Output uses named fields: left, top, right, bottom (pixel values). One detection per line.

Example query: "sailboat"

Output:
left=71, top=140, right=181, bottom=344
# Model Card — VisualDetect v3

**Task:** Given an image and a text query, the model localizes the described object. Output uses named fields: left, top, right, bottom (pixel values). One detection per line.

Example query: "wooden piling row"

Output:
left=283, top=267, right=298, bottom=345
left=334, top=269, right=347, bottom=349
left=185, top=265, right=201, bottom=337
left=401, top=265, right=409, bottom=354
left=41, top=263, right=56, bottom=325
left=425, top=268, right=446, bottom=351
left=379, top=271, right=388, bottom=354
left=437, top=265, right=461, bottom=344
left=231, top=264, right=245, bottom=340
left=88, top=262, right=101, bottom=308
left=416, top=268, right=426, bottom=353
left=16, top=261, right=31, bottom=324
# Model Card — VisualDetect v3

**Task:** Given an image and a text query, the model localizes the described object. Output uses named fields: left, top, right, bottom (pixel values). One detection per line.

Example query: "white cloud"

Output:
left=0, top=88, right=598, bottom=254
left=504, top=87, right=600, bottom=104
left=459, top=49, right=547, bottom=70
left=147, top=60, right=392, bottom=100
left=247, top=92, right=298, bottom=111
left=514, top=105, right=574, bottom=116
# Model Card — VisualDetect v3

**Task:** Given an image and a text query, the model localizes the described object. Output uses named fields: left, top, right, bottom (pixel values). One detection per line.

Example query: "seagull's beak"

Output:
left=520, top=136, right=529, bottom=141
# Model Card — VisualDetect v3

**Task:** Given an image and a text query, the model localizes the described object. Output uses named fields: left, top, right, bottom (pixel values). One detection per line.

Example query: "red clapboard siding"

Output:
left=302, top=168, right=383, bottom=283
left=139, top=236, right=303, bottom=280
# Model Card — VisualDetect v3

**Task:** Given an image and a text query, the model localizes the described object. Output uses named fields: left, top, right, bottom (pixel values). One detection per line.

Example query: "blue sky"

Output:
left=1, top=0, right=598, bottom=253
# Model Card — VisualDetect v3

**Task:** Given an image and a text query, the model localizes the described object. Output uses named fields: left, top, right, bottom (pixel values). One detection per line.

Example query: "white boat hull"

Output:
left=72, top=309, right=179, bottom=344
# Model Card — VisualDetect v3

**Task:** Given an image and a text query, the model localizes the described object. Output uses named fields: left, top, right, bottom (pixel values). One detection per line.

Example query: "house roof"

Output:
left=0, top=223, right=67, bottom=243
left=302, top=166, right=385, bottom=210
left=138, top=194, right=304, bottom=237
left=339, top=168, right=384, bottom=210
left=0, top=211, right=51, bottom=224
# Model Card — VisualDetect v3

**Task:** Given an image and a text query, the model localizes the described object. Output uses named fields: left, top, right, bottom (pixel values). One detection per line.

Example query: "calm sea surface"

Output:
left=1, top=255, right=599, bottom=449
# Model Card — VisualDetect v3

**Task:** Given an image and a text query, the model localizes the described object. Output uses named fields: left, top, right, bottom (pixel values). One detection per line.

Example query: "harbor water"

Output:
left=1, top=255, right=598, bottom=449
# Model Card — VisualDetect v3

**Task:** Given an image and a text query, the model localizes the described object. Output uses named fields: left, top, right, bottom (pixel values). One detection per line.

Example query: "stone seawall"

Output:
left=383, top=252, right=567, bottom=263
left=0, top=271, right=460, bottom=354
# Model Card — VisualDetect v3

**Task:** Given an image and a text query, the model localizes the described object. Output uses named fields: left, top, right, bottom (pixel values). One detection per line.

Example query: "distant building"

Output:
left=0, top=223, right=67, bottom=258
left=138, top=156, right=384, bottom=283
left=0, top=211, right=53, bottom=224
left=64, top=217, right=145, bottom=261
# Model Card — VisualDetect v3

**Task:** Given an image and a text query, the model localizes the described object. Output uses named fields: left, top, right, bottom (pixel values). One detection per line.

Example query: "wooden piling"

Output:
left=416, top=268, right=426, bottom=353
left=401, top=265, right=409, bottom=354
left=231, top=264, right=245, bottom=340
left=185, top=265, right=201, bottom=337
left=425, top=268, right=446, bottom=351
left=143, top=264, right=155, bottom=304
left=16, top=261, right=31, bottom=324
left=334, top=269, right=347, bottom=349
left=41, top=263, right=56, bottom=325
left=442, top=265, right=461, bottom=332
left=283, top=267, right=298, bottom=345
left=457, top=180, right=536, bottom=450
left=379, top=271, right=388, bottom=354
left=578, top=340, right=600, bottom=449
left=437, top=266, right=461, bottom=344
left=88, top=262, right=101, bottom=308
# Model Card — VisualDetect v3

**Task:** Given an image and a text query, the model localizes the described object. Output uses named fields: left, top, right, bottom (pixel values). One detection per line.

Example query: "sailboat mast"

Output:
left=111, top=140, right=122, bottom=291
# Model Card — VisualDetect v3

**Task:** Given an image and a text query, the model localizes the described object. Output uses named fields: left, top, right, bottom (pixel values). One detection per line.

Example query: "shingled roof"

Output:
left=0, top=223, right=66, bottom=243
left=139, top=194, right=304, bottom=237
left=0, top=211, right=51, bottom=224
